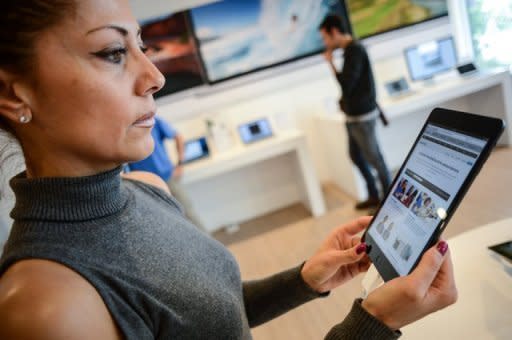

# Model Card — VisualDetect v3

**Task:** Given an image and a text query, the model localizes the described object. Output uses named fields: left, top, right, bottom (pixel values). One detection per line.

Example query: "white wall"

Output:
left=129, top=0, right=215, bottom=21
left=130, top=0, right=456, bottom=184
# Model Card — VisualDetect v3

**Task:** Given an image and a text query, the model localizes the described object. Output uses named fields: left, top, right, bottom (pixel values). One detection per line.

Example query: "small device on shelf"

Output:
left=182, top=136, right=210, bottom=164
left=457, top=62, right=478, bottom=76
left=384, top=77, right=411, bottom=97
left=238, top=118, right=273, bottom=144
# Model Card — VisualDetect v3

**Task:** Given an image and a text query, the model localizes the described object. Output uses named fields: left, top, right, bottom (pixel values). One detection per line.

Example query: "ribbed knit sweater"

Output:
left=0, top=167, right=399, bottom=339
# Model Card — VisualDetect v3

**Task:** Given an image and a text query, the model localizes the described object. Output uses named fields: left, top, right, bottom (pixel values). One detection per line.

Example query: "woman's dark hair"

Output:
left=0, top=1, right=76, bottom=74
left=0, top=1, right=76, bottom=132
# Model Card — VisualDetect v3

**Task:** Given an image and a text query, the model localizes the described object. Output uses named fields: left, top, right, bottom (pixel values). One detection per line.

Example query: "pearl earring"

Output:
left=19, top=115, right=30, bottom=124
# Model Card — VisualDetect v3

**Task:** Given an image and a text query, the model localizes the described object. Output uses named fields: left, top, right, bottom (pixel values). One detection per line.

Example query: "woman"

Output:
left=0, top=1, right=457, bottom=339
left=0, top=130, right=25, bottom=251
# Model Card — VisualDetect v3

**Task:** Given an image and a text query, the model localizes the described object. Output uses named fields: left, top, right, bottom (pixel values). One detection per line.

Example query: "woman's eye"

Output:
left=140, top=45, right=149, bottom=54
left=93, top=48, right=127, bottom=64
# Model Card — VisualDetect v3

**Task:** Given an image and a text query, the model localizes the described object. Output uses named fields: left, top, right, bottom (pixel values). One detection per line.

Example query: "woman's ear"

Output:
left=0, top=70, right=32, bottom=124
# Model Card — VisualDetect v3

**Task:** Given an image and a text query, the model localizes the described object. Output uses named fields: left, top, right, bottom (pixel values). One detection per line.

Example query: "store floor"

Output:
left=213, top=146, right=512, bottom=340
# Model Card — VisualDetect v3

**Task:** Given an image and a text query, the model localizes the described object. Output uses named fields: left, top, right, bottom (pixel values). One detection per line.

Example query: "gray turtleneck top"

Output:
left=0, top=167, right=399, bottom=339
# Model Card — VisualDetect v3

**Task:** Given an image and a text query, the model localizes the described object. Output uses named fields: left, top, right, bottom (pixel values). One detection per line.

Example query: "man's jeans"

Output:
left=346, top=119, right=391, bottom=199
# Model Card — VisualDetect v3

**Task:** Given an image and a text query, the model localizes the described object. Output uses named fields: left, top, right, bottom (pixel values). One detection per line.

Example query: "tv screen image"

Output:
left=405, top=37, right=457, bottom=81
left=190, top=0, right=349, bottom=83
left=346, top=0, right=448, bottom=39
left=141, top=11, right=206, bottom=97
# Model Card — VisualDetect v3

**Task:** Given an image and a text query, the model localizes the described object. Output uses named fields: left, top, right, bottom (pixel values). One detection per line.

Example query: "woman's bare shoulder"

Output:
left=0, top=259, right=121, bottom=340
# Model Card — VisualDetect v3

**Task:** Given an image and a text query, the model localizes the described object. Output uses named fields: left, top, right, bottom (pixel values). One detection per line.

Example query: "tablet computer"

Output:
left=363, top=108, right=504, bottom=281
left=385, top=78, right=411, bottom=97
left=182, top=136, right=209, bottom=164
left=238, top=118, right=273, bottom=144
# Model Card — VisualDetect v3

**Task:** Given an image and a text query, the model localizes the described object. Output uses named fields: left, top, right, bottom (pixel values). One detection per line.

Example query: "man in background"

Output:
left=319, top=14, right=391, bottom=210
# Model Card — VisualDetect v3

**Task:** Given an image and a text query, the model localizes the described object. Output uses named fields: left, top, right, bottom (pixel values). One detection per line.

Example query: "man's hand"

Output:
left=323, top=49, right=334, bottom=63
left=301, top=216, right=371, bottom=293
left=362, top=241, right=457, bottom=330
left=173, top=165, right=184, bottom=178
left=338, top=98, right=346, bottom=112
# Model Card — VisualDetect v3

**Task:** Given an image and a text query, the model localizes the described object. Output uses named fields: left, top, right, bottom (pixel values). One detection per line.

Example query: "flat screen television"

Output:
left=140, top=11, right=207, bottom=98
left=189, top=0, right=350, bottom=83
left=404, top=36, right=457, bottom=81
left=346, top=0, right=448, bottom=39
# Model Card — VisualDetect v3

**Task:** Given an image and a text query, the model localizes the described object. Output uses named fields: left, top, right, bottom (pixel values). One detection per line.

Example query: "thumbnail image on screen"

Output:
left=346, top=0, right=448, bottom=39
left=190, top=0, right=350, bottom=83
left=140, top=11, right=207, bottom=98
left=405, top=37, right=457, bottom=81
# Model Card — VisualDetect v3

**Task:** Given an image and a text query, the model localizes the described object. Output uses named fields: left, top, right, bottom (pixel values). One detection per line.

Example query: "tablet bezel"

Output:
left=363, top=108, right=504, bottom=281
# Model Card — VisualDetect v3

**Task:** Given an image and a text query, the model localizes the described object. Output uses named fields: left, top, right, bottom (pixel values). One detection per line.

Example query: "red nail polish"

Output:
left=356, top=243, right=367, bottom=255
left=437, top=241, right=448, bottom=256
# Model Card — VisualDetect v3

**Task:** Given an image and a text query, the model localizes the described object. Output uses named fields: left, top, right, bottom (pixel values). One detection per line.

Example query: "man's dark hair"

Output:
left=319, top=14, right=350, bottom=35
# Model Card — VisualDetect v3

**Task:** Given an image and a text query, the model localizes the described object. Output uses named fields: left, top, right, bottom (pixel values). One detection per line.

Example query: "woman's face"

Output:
left=14, top=0, right=165, bottom=176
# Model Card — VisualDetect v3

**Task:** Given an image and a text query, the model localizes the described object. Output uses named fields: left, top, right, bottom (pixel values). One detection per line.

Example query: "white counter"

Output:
left=173, top=130, right=326, bottom=233
left=316, top=69, right=512, bottom=200
left=403, top=218, right=512, bottom=339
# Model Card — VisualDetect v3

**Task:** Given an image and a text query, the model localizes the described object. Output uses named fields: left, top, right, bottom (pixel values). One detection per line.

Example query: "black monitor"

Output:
left=404, top=37, right=457, bottom=82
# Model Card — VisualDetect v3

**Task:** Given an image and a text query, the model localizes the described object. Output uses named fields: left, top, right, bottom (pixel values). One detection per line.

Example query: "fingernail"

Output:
left=437, top=241, right=448, bottom=256
left=356, top=243, right=367, bottom=255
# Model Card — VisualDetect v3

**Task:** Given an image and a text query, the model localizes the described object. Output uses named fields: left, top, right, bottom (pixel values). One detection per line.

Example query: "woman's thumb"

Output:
left=332, top=242, right=367, bottom=265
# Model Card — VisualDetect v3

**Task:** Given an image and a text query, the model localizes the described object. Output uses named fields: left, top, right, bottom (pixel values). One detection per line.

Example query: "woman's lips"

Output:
left=133, top=112, right=155, bottom=128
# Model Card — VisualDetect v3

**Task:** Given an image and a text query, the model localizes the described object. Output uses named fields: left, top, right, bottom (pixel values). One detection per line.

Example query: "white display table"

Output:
left=402, top=218, right=512, bottom=339
left=316, top=69, right=512, bottom=200
left=174, top=130, right=326, bottom=233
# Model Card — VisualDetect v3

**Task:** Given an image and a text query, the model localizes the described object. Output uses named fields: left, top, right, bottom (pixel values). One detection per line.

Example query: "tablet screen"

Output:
left=183, top=137, right=209, bottom=163
left=239, top=119, right=273, bottom=144
left=368, top=123, right=488, bottom=276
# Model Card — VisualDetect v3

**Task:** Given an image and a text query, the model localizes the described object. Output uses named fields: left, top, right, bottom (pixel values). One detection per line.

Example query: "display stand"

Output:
left=317, top=69, right=512, bottom=200
left=173, top=130, right=326, bottom=233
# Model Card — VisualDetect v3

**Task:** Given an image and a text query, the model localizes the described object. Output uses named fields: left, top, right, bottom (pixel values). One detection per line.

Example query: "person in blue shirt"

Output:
left=126, top=117, right=184, bottom=182
left=125, top=117, right=205, bottom=229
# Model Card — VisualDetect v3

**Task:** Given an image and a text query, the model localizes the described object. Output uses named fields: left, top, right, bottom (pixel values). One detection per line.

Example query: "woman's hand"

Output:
left=301, top=216, right=372, bottom=293
left=362, top=240, right=457, bottom=330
